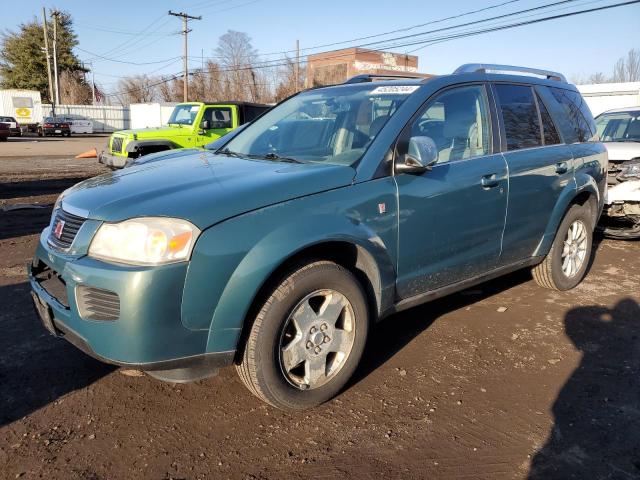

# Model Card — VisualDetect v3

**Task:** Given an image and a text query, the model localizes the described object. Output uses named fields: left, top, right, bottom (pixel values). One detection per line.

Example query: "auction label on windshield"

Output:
left=369, top=85, right=419, bottom=95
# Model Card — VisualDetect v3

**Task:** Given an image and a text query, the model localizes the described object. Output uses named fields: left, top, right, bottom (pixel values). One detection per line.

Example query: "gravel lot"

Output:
left=1, top=140, right=639, bottom=479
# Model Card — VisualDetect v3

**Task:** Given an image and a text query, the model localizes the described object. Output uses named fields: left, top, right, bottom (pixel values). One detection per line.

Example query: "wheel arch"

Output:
left=230, top=238, right=395, bottom=363
left=125, top=139, right=178, bottom=156
left=534, top=176, right=600, bottom=257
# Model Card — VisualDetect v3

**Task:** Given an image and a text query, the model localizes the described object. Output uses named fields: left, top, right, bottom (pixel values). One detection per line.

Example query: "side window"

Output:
left=203, top=107, right=232, bottom=129
left=494, top=84, right=542, bottom=151
left=549, top=87, right=596, bottom=142
left=536, top=94, right=561, bottom=145
left=401, top=84, right=491, bottom=164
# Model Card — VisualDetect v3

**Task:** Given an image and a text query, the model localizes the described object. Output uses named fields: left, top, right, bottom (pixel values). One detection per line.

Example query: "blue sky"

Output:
left=3, top=0, right=639, bottom=93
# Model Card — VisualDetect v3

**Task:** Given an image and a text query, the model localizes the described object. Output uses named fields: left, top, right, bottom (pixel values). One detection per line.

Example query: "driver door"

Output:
left=197, top=107, right=235, bottom=146
left=395, top=84, right=509, bottom=297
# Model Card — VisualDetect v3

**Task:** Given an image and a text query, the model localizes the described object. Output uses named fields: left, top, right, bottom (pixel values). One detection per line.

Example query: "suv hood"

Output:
left=62, top=151, right=356, bottom=228
left=115, top=125, right=191, bottom=139
left=604, top=142, right=640, bottom=162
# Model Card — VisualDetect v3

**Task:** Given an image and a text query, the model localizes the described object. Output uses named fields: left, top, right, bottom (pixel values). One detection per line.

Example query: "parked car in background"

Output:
left=29, top=64, right=606, bottom=410
left=596, top=107, right=640, bottom=239
left=42, top=117, right=71, bottom=137
left=0, top=116, right=24, bottom=136
left=99, top=101, right=270, bottom=168
left=55, top=115, right=93, bottom=134
left=0, top=122, right=9, bottom=141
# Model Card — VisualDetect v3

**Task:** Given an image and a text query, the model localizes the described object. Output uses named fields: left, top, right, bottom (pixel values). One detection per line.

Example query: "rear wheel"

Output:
left=237, top=260, right=368, bottom=410
left=532, top=203, right=593, bottom=290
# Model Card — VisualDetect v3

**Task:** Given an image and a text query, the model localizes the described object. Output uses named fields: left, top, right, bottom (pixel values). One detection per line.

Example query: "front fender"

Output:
left=180, top=177, right=399, bottom=353
left=534, top=175, right=600, bottom=256
left=207, top=214, right=395, bottom=352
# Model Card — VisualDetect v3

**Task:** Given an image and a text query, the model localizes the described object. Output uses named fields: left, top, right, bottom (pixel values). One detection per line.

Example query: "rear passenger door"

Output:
left=541, top=87, right=605, bottom=201
left=493, top=83, right=574, bottom=264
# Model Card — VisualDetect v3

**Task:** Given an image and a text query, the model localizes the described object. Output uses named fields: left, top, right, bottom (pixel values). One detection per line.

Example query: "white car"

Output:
left=596, top=107, right=640, bottom=239
left=58, top=116, right=94, bottom=134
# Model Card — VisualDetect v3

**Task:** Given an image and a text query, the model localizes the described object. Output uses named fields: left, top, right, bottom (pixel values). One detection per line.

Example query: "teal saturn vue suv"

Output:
left=30, top=64, right=606, bottom=409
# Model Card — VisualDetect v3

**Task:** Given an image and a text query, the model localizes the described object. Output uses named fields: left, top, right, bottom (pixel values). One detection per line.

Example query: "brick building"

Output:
left=306, top=48, right=430, bottom=87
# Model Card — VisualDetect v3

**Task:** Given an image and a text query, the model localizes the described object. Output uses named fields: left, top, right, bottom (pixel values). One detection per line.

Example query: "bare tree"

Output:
left=115, top=75, right=157, bottom=105
left=274, top=55, right=303, bottom=102
left=215, top=30, right=259, bottom=101
left=59, top=70, right=92, bottom=104
left=612, top=48, right=640, bottom=82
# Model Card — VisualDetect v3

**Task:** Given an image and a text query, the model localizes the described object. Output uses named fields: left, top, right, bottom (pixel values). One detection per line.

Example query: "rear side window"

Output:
left=495, top=84, right=542, bottom=151
left=549, top=87, right=596, bottom=142
left=536, top=94, right=561, bottom=145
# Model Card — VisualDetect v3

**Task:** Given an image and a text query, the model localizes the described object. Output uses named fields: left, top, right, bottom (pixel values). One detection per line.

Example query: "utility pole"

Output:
left=295, top=40, right=300, bottom=92
left=41, top=8, right=55, bottom=114
left=168, top=11, right=202, bottom=102
left=51, top=10, right=61, bottom=105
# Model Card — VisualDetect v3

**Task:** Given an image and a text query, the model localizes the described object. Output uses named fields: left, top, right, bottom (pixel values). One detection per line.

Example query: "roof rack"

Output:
left=454, top=63, right=567, bottom=83
left=344, top=74, right=424, bottom=84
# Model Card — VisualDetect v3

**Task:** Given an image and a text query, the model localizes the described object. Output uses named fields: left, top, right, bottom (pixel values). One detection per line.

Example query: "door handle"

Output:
left=481, top=173, right=499, bottom=189
left=555, top=162, right=569, bottom=174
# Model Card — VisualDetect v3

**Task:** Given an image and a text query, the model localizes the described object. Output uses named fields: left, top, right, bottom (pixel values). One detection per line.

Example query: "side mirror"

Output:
left=395, top=136, right=438, bottom=174
left=200, top=120, right=210, bottom=130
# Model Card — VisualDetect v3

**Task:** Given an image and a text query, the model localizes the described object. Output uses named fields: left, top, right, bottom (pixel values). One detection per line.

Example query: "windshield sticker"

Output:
left=190, top=106, right=200, bottom=112
left=369, top=85, right=419, bottom=95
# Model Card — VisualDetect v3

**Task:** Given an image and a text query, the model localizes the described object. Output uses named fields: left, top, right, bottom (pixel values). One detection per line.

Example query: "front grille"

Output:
left=76, top=285, right=120, bottom=321
left=48, top=209, right=86, bottom=250
left=111, top=136, right=124, bottom=154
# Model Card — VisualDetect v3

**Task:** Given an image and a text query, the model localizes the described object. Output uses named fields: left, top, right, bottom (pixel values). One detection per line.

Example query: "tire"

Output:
left=237, top=260, right=369, bottom=410
left=532, top=203, right=593, bottom=291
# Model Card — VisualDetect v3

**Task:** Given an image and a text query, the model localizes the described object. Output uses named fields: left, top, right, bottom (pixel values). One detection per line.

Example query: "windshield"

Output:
left=168, top=104, right=201, bottom=126
left=595, top=111, right=640, bottom=142
left=220, top=84, right=418, bottom=165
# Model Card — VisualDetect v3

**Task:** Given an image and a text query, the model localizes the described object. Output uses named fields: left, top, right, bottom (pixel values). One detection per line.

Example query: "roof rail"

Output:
left=454, top=63, right=567, bottom=82
left=344, top=74, right=424, bottom=84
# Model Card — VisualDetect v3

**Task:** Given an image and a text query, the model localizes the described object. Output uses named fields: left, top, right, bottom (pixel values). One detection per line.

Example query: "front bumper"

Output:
left=28, top=229, right=233, bottom=370
left=98, top=151, right=129, bottom=169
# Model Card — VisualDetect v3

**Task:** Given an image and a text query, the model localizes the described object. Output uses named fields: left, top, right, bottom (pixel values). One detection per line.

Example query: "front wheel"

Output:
left=237, top=260, right=369, bottom=410
left=532, top=203, right=593, bottom=290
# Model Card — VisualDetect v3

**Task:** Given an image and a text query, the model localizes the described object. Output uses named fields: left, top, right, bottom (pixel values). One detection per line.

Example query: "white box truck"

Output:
left=0, top=89, right=44, bottom=134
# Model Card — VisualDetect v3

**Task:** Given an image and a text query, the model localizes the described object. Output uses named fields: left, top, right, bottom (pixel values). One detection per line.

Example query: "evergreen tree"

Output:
left=0, top=11, right=87, bottom=103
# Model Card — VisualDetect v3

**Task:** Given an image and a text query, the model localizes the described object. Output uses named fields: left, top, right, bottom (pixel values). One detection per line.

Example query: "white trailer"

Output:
left=576, top=82, right=640, bottom=117
left=130, top=102, right=178, bottom=129
left=0, top=89, right=43, bottom=132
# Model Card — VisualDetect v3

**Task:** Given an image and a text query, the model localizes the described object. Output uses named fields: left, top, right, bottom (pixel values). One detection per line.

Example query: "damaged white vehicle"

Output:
left=596, top=107, right=640, bottom=239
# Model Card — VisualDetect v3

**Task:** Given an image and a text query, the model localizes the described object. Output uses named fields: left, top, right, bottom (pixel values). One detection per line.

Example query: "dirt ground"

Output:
left=0, top=142, right=639, bottom=479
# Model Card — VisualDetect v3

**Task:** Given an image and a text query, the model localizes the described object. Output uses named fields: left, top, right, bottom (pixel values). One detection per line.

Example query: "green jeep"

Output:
left=99, top=101, right=270, bottom=168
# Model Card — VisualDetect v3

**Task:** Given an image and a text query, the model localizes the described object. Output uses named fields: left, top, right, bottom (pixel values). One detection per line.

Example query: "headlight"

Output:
left=88, top=217, right=200, bottom=265
left=619, top=160, right=640, bottom=179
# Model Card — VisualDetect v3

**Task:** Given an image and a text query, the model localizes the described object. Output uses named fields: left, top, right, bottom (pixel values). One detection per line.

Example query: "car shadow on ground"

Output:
left=0, top=206, right=52, bottom=241
left=0, top=281, right=114, bottom=427
left=351, top=267, right=534, bottom=386
left=0, top=178, right=88, bottom=200
left=528, top=297, right=640, bottom=479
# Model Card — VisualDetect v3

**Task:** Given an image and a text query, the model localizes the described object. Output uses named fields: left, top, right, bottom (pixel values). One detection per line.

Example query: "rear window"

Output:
left=549, top=87, right=596, bottom=142
left=495, top=84, right=542, bottom=151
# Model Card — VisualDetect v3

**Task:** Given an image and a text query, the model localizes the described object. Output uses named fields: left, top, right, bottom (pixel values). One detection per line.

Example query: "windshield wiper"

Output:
left=218, top=148, right=245, bottom=158
left=251, top=152, right=303, bottom=164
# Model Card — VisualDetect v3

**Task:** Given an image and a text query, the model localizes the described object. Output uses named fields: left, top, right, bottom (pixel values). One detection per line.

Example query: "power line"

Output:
left=102, top=0, right=640, bottom=98
left=76, top=47, right=181, bottom=65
